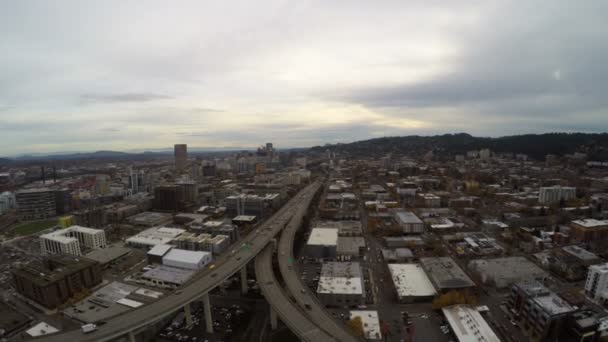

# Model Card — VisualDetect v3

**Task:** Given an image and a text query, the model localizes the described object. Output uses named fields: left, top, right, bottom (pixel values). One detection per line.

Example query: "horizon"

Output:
left=2, top=131, right=607, bottom=159
left=2, top=1, right=608, bottom=155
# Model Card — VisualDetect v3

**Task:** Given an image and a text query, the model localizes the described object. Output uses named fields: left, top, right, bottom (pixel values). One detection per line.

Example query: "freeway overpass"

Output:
left=37, top=181, right=321, bottom=342
left=255, top=245, right=335, bottom=342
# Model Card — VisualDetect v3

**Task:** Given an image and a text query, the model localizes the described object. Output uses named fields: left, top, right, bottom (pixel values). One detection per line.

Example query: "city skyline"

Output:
left=1, top=1, right=607, bottom=155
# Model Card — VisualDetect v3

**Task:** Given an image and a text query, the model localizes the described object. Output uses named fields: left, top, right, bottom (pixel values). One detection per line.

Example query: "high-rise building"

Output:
left=585, top=263, right=608, bottom=302
left=16, top=188, right=57, bottom=221
left=174, top=144, right=188, bottom=172
left=539, top=186, right=576, bottom=204
left=73, top=207, right=107, bottom=228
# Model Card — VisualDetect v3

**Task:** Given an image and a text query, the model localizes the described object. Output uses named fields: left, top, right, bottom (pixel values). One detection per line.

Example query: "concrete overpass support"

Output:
left=203, top=293, right=214, bottom=334
left=184, top=302, right=193, bottom=327
left=270, top=306, right=278, bottom=330
left=127, top=331, right=136, bottom=342
left=240, top=266, right=248, bottom=295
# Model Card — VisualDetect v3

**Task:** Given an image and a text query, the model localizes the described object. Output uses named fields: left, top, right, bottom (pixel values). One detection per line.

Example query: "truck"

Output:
left=81, top=323, right=97, bottom=334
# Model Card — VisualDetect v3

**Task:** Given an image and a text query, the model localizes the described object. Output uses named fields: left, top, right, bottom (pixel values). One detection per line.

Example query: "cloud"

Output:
left=79, top=93, right=172, bottom=103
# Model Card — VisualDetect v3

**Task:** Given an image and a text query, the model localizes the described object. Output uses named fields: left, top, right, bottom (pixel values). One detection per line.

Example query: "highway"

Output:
left=38, top=181, right=321, bottom=342
left=255, top=245, right=335, bottom=342
left=276, top=193, right=362, bottom=342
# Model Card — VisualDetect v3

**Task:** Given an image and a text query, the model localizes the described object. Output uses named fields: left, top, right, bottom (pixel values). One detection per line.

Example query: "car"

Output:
left=304, top=304, right=312, bottom=310
left=209, top=264, right=216, bottom=269
left=510, top=319, right=518, bottom=326
left=301, top=288, right=306, bottom=294
left=174, top=290, right=183, bottom=295
left=211, top=273, right=218, bottom=277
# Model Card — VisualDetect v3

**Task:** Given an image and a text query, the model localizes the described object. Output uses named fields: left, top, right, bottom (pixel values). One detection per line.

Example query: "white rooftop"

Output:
left=147, top=244, right=173, bottom=257
left=571, top=219, right=608, bottom=228
left=163, top=248, right=211, bottom=264
left=26, top=322, right=60, bottom=337
left=350, top=310, right=382, bottom=340
left=126, top=227, right=185, bottom=247
left=317, top=262, right=363, bottom=295
left=442, top=305, right=500, bottom=342
left=388, top=264, right=437, bottom=297
left=307, top=228, right=339, bottom=246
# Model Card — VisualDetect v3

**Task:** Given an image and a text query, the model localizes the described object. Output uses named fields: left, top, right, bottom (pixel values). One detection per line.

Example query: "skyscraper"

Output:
left=174, top=144, right=188, bottom=172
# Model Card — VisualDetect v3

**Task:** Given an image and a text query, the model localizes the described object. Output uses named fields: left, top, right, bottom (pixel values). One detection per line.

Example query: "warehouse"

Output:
left=147, top=244, right=173, bottom=264
left=467, top=257, right=547, bottom=289
left=420, top=257, right=476, bottom=292
left=316, top=262, right=365, bottom=307
left=138, top=265, right=194, bottom=289
left=388, top=264, right=437, bottom=303
left=306, top=228, right=338, bottom=258
left=162, top=248, right=212, bottom=270
left=125, top=227, right=185, bottom=248
left=442, top=305, right=500, bottom=342
left=393, top=210, right=424, bottom=233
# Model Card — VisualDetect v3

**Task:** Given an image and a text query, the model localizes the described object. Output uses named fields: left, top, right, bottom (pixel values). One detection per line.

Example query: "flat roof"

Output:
left=317, top=262, right=363, bottom=295
left=562, top=245, right=599, bottom=261
left=116, top=298, right=143, bottom=308
left=420, top=257, right=475, bottom=290
left=442, top=305, right=500, bottom=342
left=148, top=244, right=173, bottom=257
left=388, top=264, right=437, bottom=297
left=85, top=246, right=131, bottom=265
left=394, top=211, right=423, bottom=224
left=467, top=257, right=547, bottom=288
left=162, top=249, right=210, bottom=264
left=26, top=322, right=60, bottom=337
left=350, top=310, right=381, bottom=340
left=125, top=227, right=185, bottom=246
left=533, top=293, right=575, bottom=316
left=571, top=219, right=608, bottom=228
left=141, top=265, right=194, bottom=285
left=307, top=228, right=339, bottom=246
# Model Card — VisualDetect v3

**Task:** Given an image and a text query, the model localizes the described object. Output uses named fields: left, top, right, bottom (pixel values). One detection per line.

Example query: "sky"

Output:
left=1, top=1, right=607, bottom=156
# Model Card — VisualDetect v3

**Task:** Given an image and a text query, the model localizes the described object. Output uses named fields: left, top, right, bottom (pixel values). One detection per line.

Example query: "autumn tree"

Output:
left=347, top=316, right=364, bottom=337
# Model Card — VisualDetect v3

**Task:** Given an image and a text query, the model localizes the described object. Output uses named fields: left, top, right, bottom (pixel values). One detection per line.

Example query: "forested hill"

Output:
left=311, top=133, right=608, bottom=160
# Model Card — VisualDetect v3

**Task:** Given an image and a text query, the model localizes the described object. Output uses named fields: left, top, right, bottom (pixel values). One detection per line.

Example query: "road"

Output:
left=275, top=193, right=362, bottom=342
left=36, top=181, right=321, bottom=342
left=255, top=245, right=335, bottom=342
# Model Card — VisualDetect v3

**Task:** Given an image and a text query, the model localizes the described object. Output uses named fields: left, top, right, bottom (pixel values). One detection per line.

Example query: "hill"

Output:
left=311, top=133, right=608, bottom=160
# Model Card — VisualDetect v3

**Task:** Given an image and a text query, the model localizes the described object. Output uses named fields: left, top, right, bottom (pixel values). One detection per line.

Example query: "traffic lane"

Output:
left=39, top=183, right=320, bottom=342
left=255, top=246, right=335, bottom=342
left=277, top=206, right=361, bottom=342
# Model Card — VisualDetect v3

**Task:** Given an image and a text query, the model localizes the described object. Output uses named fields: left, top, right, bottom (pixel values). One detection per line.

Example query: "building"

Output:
left=419, top=257, right=476, bottom=292
left=467, top=257, right=547, bottom=289
left=12, top=255, right=102, bottom=308
left=128, top=211, right=172, bottom=227
left=570, top=219, right=608, bottom=243
left=539, top=186, right=576, bottom=205
left=306, top=228, right=339, bottom=258
left=336, top=237, right=366, bottom=257
left=561, top=309, right=608, bottom=342
left=349, top=311, right=381, bottom=340
left=147, top=244, right=173, bottom=264
left=174, top=144, right=188, bottom=172
left=73, top=207, right=107, bottom=228
left=162, top=248, right=212, bottom=270
left=388, top=264, right=437, bottom=303
left=40, top=225, right=107, bottom=256
left=0, top=191, right=16, bottom=215
left=0, top=302, right=31, bottom=338
left=154, top=185, right=186, bottom=212
left=316, top=262, right=365, bottom=307
left=393, top=210, right=424, bottom=233
left=16, top=188, right=56, bottom=221
left=125, top=227, right=185, bottom=248
left=138, top=265, right=194, bottom=289
left=441, top=305, right=500, bottom=342
left=509, top=280, right=576, bottom=341
left=585, top=263, right=608, bottom=302
left=173, top=232, right=230, bottom=255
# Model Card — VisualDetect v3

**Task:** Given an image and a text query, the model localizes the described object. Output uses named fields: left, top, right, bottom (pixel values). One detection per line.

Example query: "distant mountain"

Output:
left=311, top=132, right=608, bottom=160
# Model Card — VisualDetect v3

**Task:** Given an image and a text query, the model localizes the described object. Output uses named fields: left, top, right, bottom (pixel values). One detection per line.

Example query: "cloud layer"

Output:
left=0, top=0, right=607, bottom=155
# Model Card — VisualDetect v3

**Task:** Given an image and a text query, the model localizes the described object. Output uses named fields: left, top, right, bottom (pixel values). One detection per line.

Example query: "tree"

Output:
left=347, top=316, right=364, bottom=337
left=432, top=290, right=478, bottom=310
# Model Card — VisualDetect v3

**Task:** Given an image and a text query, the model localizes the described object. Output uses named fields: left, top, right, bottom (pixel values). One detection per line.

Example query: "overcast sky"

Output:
left=1, top=1, right=607, bottom=156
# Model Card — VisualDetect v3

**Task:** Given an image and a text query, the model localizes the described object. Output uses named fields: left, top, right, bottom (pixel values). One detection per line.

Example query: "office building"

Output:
left=585, top=263, right=608, bottom=302
left=12, top=255, right=102, bottom=308
left=16, top=188, right=56, bottom=221
left=174, top=144, right=188, bottom=172
left=73, top=207, right=107, bottom=228
left=0, top=191, right=16, bottom=215
left=539, top=186, right=576, bottom=205
left=40, top=225, right=107, bottom=256
left=509, top=280, right=576, bottom=341
left=570, top=219, right=608, bottom=243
